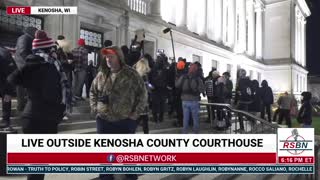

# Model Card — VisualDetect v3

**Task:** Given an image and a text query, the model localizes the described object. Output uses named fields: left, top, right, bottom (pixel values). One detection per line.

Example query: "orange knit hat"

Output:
left=177, top=61, right=186, bottom=70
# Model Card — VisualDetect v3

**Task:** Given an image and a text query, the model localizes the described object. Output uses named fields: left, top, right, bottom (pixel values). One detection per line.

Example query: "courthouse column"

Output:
left=150, top=0, right=161, bottom=18
left=295, top=6, right=298, bottom=63
left=206, top=0, right=215, bottom=39
left=176, top=0, right=187, bottom=28
left=297, top=15, right=301, bottom=65
left=214, top=0, right=223, bottom=43
left=222, top=0, right=228, bottom=45
left=302, top=19, right=306, bottom=67
left=255, top=4, right=263, bottom=59
left=238, top=0, right=247, bottom=53
left=227, top=0, right=235, bottom=48
left=247, top=0, right=255, bottom=56
left=200, top=0, right=207, bottom=36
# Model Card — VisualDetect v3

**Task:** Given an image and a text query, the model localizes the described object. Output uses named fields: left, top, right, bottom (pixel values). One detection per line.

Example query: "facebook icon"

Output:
left=107, top=154, right=115, bottom=163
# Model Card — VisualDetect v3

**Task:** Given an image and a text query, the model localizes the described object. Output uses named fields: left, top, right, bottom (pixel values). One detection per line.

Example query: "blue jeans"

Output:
left=96, top=117, right=138, bottom=180
left=96, top=117, right=137, bottom=134
left=182, top=101, right=200, bottom=134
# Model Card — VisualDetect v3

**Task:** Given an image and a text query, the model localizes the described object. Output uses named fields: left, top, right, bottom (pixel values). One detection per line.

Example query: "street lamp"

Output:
left=163, top=27, right=176, bottom=63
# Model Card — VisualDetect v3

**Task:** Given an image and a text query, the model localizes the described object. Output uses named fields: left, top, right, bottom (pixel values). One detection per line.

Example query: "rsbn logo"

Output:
left=280, top=129, right=312, bottom=155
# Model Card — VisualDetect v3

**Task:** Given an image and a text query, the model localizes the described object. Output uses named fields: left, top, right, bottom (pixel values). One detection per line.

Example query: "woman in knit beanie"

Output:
left=8, top=30, right=68, bottom=180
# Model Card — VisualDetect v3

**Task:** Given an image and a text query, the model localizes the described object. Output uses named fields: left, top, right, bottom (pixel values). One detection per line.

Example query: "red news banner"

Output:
left=6, top=130, right=314, bottom=165
left=8, top=152, right=276, bottom=164
left=6, top=6, right=77, bottom=15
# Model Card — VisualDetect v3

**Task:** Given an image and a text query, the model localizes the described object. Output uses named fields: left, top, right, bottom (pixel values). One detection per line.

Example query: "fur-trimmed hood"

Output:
left=57, top=39, right=72, bottom=53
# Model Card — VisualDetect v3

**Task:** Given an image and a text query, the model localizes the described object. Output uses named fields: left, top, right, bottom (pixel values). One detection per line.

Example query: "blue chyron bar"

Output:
left=6, top=165, right=314, bottom=174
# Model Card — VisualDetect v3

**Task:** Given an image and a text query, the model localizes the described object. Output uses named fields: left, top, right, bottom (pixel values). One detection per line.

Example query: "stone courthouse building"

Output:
left=1, top=0, right=311, bottom=95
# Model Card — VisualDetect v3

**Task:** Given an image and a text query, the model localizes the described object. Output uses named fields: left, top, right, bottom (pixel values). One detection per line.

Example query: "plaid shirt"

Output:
left=72, top=46, right=88, bottom=71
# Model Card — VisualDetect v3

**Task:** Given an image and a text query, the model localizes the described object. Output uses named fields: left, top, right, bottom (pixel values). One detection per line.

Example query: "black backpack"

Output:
left=215, top=82, right=227, bottom=99
left=263, top=87, right=274, bottom=104
left=181, top=75, right=199, bottom=96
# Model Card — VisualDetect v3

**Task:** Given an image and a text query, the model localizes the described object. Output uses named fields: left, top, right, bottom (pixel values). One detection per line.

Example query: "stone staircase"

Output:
left=0, top=99, right=216, bottom=134
left=0, top=99, right=257, bottom=134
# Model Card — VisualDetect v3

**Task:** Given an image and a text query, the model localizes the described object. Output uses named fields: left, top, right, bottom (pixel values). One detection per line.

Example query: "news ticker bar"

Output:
left=6, top=6, right=77, bottom=15
left=7, top=165, right=314, bottom=174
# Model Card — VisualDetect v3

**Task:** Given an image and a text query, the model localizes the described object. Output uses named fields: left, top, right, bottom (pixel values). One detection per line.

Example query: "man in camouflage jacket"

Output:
left=90, top=45, right=147, bottom=127
left=90, top=46, right=146, bottom=180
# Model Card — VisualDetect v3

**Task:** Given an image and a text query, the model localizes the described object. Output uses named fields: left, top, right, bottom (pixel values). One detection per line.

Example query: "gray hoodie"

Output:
left=277, top=94, right=292, bottom=110
left=15, top=27, right=37, bottom=70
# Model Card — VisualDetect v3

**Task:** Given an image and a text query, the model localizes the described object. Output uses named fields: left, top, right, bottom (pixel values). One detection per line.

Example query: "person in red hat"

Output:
left=175, top=63, right=205, bottom=134
left=8, top=30, right=68, bottom=180
left=71, top=38, right=88, bottom=101
left=90, top=45, right=147, bottom=180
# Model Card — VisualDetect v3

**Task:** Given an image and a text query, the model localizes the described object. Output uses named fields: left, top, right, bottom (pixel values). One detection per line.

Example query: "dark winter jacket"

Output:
left=298, top=102, right=312, bottom=125
left=0, top=47, right=17, bottom=96
left=235, top=77, right=253, bottom=105
left=215, top=81, right=226, bottom=103
left=8, top=54, right=65, bottom=122
left=150, top=60, right=169, bottom=95
left=225, top=79, right=233, bottom=99
left=249, top=80, right=262, bottom=112
left=86, top=64, right=96, bottom=80
left=167, top=62, right=176, bottom=89
left=14, top=27, right=37, bottom=70
left=56, top=47, right=73, bottom=73
left=297, top=92, right=312, bottom=125
left=260, top=80, right=274, bottom=105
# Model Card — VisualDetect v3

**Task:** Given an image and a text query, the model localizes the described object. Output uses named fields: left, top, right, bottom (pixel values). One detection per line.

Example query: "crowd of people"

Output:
left=0, top=27, right=315, bottom=180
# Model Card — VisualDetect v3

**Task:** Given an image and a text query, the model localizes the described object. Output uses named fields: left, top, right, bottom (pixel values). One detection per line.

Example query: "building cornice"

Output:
left=296, top=0, right=311, bottom=17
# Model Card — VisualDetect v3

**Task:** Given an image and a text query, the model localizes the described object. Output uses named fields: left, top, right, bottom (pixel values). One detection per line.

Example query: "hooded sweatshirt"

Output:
left=175, top=64, right=205, bottom=101
left=15, top=27, right=37, bottom=69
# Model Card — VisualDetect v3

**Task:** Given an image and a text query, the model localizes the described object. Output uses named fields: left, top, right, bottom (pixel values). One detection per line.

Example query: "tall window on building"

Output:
left=212, top=60, right=218, bottom=70
left=192, top=54, right=202, bottom=65
left=80, top=28, right=103, bottom=66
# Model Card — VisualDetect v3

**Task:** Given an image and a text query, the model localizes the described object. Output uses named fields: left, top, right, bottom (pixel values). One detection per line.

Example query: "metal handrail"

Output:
left=200, top=102, right=280, bottom=134
left=200, top=102, right=319, bottom=178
